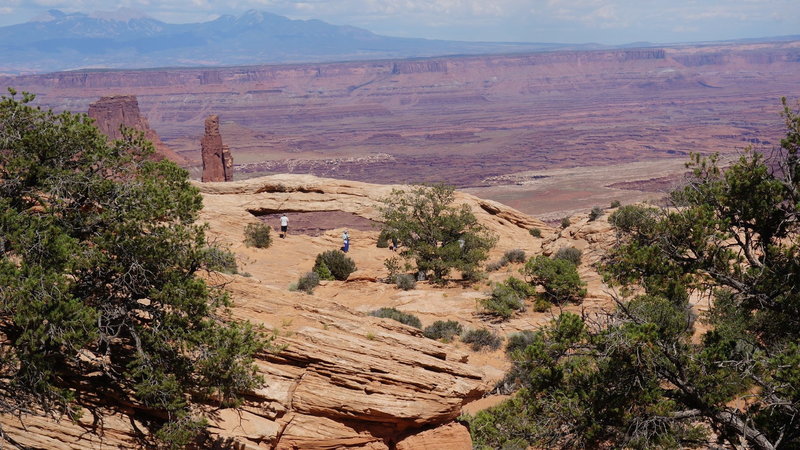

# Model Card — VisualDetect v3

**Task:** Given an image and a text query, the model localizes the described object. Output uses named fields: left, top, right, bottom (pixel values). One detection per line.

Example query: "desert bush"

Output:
left=370, top=307, right=422, bottom=329
left=533, top=297, right=552, bottom=312
left=554, top=246, right=583, bottom=266
left=313, top=250, right=356, bottom=281
left=423, top=320, right=463, bottom=342
left=314, top=261, right=335, bottom=281
left=461, top=328, right=502, bottom=351
left=610, top=199, right=621, bottom=208
left=503, top=249, right=527, bottom=264
left=202, top=246, right=238, bottom=274
left=524, top=255, right=586, bottom=304
left=486, top=257, right=509, bottom=272
left=481, top=286, right=524, bottom=320
left=588, top=206, right=604, bottom=222
left=504, top=276, right=537, bottom=298
left=608, top=204, right=660, bottom=235
left=529, top=227, right=542, bottom=238
left=296, top=271, right=320, bottom=294
left=384, top=255, right=402, bottom=282
left=376, top=229, right=390, bottom=248
left=481, top=277, right=535, bottom=320
left=505, top=330, right=537, bottom=354
left=395, top=273, right=417, bottom=290
left=244, top=222, right=273, bottom=248
left=560, top=217, right=571, bottom=228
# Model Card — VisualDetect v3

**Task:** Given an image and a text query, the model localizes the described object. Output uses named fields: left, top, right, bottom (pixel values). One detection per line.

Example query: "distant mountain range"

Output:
left=0, top=9, right=593, bottom=74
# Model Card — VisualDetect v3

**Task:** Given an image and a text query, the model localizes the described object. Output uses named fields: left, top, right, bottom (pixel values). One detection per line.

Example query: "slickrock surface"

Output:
left=201, top=114, right=234, bottom=182
left=87, top=95, right=186, bottom=165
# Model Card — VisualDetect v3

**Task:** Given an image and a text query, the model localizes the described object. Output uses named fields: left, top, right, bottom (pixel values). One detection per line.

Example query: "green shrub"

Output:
left=202, top=246, right=238, bottom=274
left=554, top=247, right=583, bottom=266
left=560, top=217, right=571, bottom=228
left=503, top=249, right=526, bottom=264
left=376, top=229, right=390, bottom=248
left=610, top=200, right=621, bottom=208
left=244, top=222, right=273, bottom=248
left=506, top=330, right=537, bottom=354
left=314, top=261, right=334, bottom=281
left=481, top=287, right=523, bottom=319
left=529, top=227, right=542, bottom=238
left=384, top=255, right=402, bottom=282
left=588, top=206, right=604, bottom=222
left=395, top=273, right=417, bottom=290
left=314, top=250, right=356, bottom=281
left=608, top=204, right=660, bottom=235
left=524, top=255, right=586, bottom=304
left=296, top=271, right=320, bottom=294
left=486, top=259, right=508, bottom=272
left=423, top=320, right=463, bottom=341
left=533, top=297, right=551, bottom=312
left=370, top=307, right=422, bottom=328
left=504, top=276, right=536, bottom=298
left=462, top=328, right=502, bottom=351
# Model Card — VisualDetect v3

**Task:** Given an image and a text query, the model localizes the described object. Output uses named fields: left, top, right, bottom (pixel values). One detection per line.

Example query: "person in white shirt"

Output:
left=280, top=214, right=289, bottom=238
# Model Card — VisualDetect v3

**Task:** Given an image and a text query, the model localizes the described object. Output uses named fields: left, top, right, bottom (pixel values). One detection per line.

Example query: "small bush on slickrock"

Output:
left=395, top=273, right=417, bottom=290
left=202, top=246, right=238, bottom=274
left=376, top=229, right=390, bottom=248
left=524, top=255, right=586, bottom=305
left=480, top=277, right=535, bottom=320
left=423, top=320, right=463, bottom=342
left=505, top=330, right=537, bottom=354
left=462, top=328, right=502, bottom=351
left=313, top=250, right=356, bottom=281
left=529, top=227, right=542, bottom=238
left=554, top=246, right=582, bottom=266
left=244, top=222, right=272, bottom=248
left=588, top=206, right=604, bottom=222
left=296, top=271, right=320, bottom=294
left=370, top=307, right=422, bottom=329
left=503, top=249, right=527, bottom=264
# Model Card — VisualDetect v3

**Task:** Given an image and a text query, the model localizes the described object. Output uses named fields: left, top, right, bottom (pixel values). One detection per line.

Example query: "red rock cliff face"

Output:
left=87, top=95, right=186, bottom=165
left=201, top=115, right=233, bottom=182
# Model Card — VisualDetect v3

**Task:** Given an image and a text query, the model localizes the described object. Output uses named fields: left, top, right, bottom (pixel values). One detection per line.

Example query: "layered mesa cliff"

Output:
left=4, top=42, right=800, bottom=205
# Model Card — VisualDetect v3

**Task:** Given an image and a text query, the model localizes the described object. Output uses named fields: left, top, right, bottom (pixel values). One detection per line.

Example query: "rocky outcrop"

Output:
left=200, top=115, right=233, bottom=182
left=87, top=95, right=186, bottom=165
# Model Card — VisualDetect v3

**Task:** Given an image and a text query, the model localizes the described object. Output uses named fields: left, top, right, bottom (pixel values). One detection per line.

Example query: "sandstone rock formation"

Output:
left=87, top=95, right=186, bottom=165
left=3, top=174, right=619, bottom=449
left=201, top=114, right=233, bottom=182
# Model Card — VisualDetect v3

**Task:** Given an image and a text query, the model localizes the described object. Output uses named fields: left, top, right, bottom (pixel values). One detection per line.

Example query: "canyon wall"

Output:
left=4, top=42, right=800, bottom=196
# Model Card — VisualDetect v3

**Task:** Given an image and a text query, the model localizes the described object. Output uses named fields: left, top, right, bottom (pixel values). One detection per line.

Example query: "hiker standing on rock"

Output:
left=280, top=213, right=289, bottom=238
left=342, top=230, right=350, bottom=252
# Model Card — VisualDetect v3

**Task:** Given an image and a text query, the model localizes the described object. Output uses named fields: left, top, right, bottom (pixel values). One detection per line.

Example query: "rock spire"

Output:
left=201, top=115, right=233, bottom=182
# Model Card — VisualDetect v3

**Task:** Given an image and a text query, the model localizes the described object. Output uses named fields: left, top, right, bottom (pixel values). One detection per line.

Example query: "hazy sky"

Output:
left=1, top=0, right=797, bottom=45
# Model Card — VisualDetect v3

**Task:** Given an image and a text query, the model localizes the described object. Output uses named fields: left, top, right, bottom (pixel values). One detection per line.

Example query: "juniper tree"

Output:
left=379, top=183, right=496, bottom=283
left=0, top=90, right=267, bottom=447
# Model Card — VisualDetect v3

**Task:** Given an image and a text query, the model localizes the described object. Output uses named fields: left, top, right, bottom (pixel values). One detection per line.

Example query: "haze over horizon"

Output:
left=1, top=1, right=798, bottom=46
